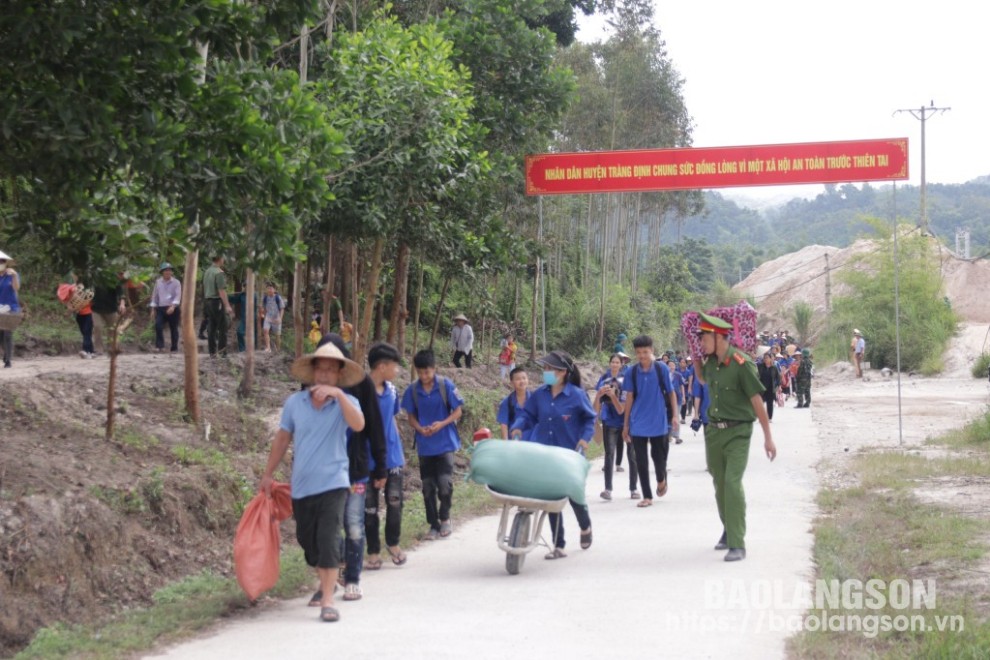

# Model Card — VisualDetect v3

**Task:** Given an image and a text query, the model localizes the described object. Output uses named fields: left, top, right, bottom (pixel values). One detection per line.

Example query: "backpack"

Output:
left=628, top=361, right=675, bottom=424
left=410, top=375, right=452, bottom=417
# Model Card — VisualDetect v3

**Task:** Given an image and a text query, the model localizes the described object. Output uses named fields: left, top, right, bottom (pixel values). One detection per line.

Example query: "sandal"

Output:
left=387, top=546, right=407, bottom=566
left=616, top=465, right=625, bottom=472
left=580, top=528, right=593, bottom=550
left=439, top=520, right=453, bottom=538
left=630, top=491, right=641, bottom=500
left=364, top=556, right=384, bottom=571
left=656, top=480, right=668, bottom=498
left=320, top=606, right=340, bottom=622
left=308, top=590, right=323, bottom=607
left=343, top=584, right=363, bottom=601
left=637, top=499, right=653, bottom=508
left=600, top=490, right=612, bottom=501
left=544, top=548, right=567, bottom=560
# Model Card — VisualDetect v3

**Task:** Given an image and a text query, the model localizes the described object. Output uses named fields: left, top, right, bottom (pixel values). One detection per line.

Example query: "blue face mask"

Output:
left=542, top=370, right=558, bottom=386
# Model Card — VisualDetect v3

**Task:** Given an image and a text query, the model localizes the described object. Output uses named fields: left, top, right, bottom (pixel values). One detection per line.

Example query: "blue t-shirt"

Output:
left=691, top=377, right=711, bottom=424
left=401, top=377, right=464, bottom=456
left=622, top=361, right=671, bottom=437
left=594, top=372, right=626, bottom=429
left=497, top=391, right=532, bottom=440
left=279, top=389, right=357, bottom=499
left=0, top=272, right=21, bottom=312
left=510, top=383, right=596, bottom=450
left=671, top=369, right=685, bottom=403
left=370, top=381, right=405, bottom=471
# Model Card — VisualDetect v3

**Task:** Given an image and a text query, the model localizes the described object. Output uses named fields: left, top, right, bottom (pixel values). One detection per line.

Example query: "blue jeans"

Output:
left=340, top=484, right=366, bottom=585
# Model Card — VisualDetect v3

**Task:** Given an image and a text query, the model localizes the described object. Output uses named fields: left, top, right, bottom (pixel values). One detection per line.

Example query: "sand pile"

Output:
left=735, top=237, right=990, bottom=340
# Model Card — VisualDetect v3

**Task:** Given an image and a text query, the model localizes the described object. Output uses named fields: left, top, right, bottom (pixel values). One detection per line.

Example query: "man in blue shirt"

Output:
left=623, top=335, right=680, bottom=507
left=259, top=342, right=366, bottom=623
left=402, top=349, right=464, bottom=540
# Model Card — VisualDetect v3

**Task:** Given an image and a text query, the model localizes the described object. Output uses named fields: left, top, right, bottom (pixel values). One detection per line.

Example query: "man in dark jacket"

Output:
left=316, top=335, right=387, bottom=601
left=757, top=352, right=781, bottom=420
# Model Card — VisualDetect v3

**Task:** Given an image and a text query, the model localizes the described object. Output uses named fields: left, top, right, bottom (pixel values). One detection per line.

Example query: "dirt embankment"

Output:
left=736, top=237, right=990, bottom=338
left=0, top=346, right=510, bottom=657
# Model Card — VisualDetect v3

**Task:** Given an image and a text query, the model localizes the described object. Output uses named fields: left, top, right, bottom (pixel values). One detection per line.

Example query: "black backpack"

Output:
left=628, top=361, right=675, bottom=424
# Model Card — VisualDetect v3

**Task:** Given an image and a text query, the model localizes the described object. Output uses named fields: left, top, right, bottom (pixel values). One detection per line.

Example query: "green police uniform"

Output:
left=699, top=314, right=764, bottom=551
left=203, top=262, right=229, bottom=356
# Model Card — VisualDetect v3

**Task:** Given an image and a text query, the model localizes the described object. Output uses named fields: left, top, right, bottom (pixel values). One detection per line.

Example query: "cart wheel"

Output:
left=505, top=511, right=532, bottom=575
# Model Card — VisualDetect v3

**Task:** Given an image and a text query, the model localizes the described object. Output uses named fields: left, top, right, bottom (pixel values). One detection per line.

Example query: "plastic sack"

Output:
left=234, top=482, right=293, bottom=602
left=467, top=440, right=590, bottom=505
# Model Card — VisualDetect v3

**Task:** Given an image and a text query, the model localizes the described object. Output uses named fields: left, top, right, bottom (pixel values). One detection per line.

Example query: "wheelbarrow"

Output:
left=486, top=485, right=568, bottom=575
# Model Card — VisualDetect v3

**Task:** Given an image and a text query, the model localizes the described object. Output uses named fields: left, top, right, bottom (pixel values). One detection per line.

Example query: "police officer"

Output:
left=695, top=312, right=776, bottom=562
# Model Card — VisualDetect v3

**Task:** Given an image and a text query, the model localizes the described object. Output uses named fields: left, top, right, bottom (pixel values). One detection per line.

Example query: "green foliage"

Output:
left=972, top=353, right=990, bottom=379
left=314, top=15, right=479, bottom=240
left=822, top=225, right=958, bottom=372
left=790, top=301, right=813, bottom=345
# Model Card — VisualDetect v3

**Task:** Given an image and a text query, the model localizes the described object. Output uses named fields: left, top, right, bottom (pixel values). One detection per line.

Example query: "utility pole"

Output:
left=894, top=101, right=950, bottom=234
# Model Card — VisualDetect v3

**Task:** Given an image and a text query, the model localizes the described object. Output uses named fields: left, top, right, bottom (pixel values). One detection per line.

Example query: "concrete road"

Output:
left=151, top=405, right=819, bottom=660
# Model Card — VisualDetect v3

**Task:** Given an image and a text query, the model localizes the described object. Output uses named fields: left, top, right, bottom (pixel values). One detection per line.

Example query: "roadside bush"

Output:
left=971, top=353, right=990, bottom=379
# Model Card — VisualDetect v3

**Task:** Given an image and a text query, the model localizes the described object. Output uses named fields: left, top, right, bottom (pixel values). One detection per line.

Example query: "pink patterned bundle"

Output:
left=680, top=301, right=758, bottom=361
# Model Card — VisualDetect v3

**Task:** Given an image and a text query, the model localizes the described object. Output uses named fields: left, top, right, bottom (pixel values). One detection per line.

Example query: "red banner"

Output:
left=525, top=138, right=909, bottom=195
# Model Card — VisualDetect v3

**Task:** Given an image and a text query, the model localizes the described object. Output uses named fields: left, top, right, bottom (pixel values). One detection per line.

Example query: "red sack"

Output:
left=234, top=482, right=293, bottom=602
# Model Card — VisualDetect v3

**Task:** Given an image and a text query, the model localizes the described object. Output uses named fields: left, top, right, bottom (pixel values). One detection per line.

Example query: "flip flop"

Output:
left=637, top=499, right=653, bottom=508
left=320, top=606, right=340, bottom=622
left=343, top=584, right=362, bottom=601
left=364, top=556, right=384, bottom=570
left=580, top=529, right=593, bottom=550
left=656, top=480, right=668, bottom=497
left=544, top=548, right=567, bottom=560
left=308, top=590, right=323, bottom=607
left=439, top=520, right=453, bottom=538
left=387, top=547, right=407, bottom=566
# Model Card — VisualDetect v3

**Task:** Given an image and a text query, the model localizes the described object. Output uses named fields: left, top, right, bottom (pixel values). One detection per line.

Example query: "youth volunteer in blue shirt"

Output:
left=622, top=335, right=680, bottom=507
left=594, top=353, right=639, bottom=501
left=402, top=349, right=464, bottom=540
left=497, top=367, right=532, bottom=440
left=364, top=342, right=408, bottom=569
left=510, top=350, right=595, bottom=559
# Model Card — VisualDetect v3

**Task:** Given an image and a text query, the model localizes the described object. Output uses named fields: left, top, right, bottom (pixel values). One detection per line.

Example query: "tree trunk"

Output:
left=293, top=25, right=309, bottom=358
left=181, top=249, right=201, bottom=423
left=429, top=274, right=450, bottom=353
left=348, top=240, right=360, bottom=354
left=104, top=308, right=130, bottom=441
left=321, top=235, right=335, bottom=335
left=530, top=260, right=539, bottom=362
left=373, top=283, right=385, bottom=342
left=355, top=236, right=384, bottom=362
left=239, top=268, right=255, bottom=397
left=597, top=194, right=611, bottom=352
left=386, top=241, right=410, bottom=345
left=409, top=257, right=424, bottom=363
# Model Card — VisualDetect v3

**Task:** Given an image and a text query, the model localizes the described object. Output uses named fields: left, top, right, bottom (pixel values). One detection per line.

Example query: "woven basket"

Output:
left=67, top=287, right=95, bottom=313
left=0, top=312, right=23, bottom=331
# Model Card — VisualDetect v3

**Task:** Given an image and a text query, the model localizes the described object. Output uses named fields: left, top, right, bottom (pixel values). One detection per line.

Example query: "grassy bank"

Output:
left=788, top=412, right=990, bottom=658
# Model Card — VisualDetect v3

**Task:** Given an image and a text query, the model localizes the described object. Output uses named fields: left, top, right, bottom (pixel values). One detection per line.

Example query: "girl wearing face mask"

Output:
left=0, top=251, right=22, bottom=368
left=509, top=350, right=596, bottom=559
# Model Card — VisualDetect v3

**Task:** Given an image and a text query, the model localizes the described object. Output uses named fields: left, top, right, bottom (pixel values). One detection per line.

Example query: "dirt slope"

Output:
left=736, top=237, right=990, bottom=337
